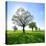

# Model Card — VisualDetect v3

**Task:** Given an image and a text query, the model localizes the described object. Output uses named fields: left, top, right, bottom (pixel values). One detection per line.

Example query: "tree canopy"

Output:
left=12, top=8, right=33, bottom=33
left=29, top=22, right=37, bottom=31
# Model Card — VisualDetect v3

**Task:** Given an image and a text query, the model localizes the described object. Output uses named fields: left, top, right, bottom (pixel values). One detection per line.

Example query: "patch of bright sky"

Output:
left=7, top=1, right=45, bottom=30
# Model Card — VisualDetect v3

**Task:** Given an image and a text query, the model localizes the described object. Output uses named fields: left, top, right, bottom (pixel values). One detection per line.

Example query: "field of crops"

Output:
left=6, top=30, right=45, bottom=45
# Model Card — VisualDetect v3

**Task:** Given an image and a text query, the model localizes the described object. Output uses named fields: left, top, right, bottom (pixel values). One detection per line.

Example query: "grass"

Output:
left=6, top=30, right=45, bottom=45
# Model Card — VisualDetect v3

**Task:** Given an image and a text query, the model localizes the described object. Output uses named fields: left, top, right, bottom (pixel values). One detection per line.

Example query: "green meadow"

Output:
left=6, top=30, right=45, bottom=45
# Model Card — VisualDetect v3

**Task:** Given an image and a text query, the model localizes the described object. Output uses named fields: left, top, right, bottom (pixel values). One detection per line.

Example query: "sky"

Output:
left=7, top=1, right=45, bottom=30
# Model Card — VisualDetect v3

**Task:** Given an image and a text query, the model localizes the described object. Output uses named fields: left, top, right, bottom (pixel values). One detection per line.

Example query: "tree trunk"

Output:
left=35, top=27, right=37, bottom=31
left=32, top=27, right=33, bottom=31
left=23, top=25, right=25, bottom=33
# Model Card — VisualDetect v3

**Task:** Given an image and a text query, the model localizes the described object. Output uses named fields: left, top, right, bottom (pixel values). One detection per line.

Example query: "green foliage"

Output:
left=29, top=22, right=37, bottom=31
left=29, top=22, right=36, bottom=28
left=6, top=30, right=45, bottom=45
left=12, top=8, right=33, bottom=33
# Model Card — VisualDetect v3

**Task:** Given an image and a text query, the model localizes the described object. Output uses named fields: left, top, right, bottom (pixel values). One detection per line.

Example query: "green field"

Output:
left=6, top=30, right=45, bottom=45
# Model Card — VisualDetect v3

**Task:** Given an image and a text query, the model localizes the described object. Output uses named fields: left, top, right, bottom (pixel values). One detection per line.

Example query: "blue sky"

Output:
left=7, top=1, right=45, bottom=30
